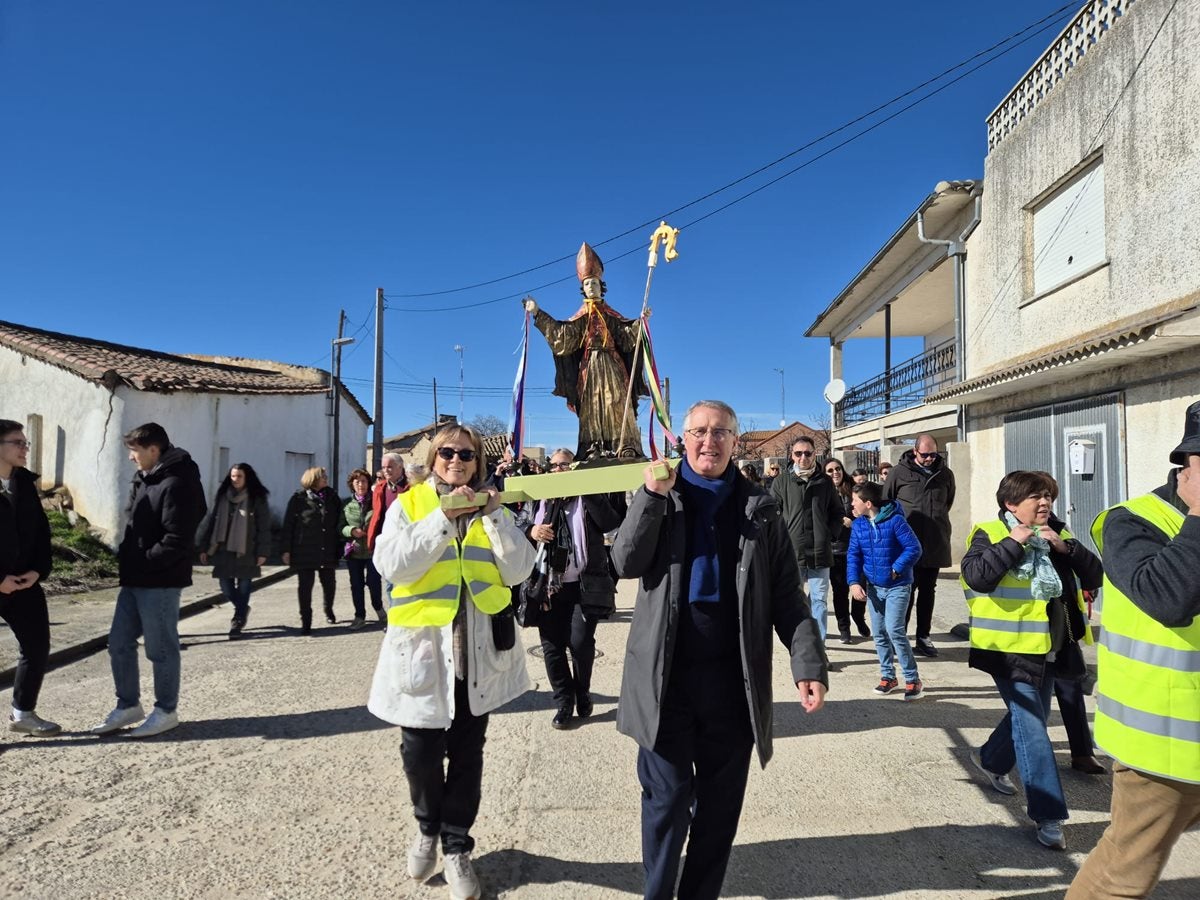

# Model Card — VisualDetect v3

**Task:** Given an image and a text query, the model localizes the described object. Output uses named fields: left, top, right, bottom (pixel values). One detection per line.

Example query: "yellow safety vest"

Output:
left=388, top=483, right=512, bottom=628
left=962, top=520, right=1092, bottom=655
left=1092, top=493, right=1200, bottom=783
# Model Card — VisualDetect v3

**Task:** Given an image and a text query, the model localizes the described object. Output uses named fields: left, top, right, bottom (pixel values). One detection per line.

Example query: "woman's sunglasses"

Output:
left=436, top=447, right=476, bottom=462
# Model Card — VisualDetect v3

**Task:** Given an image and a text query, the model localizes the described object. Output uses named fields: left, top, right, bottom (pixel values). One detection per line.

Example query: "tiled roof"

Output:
left=0, top=318, right=370, bottom=422
left=383, top=415, right=459, bottom=450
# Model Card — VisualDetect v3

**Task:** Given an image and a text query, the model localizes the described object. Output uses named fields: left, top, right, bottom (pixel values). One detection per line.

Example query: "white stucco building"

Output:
left=0, top=319, right=371, bottom=544
left=809, top=0, right=1199, bottom=554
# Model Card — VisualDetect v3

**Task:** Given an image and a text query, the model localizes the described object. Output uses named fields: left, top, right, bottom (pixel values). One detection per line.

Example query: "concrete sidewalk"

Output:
left=2, top=573, right=1197, bottom=899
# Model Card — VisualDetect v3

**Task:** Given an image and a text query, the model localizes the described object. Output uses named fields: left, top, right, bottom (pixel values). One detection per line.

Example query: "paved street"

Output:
left=2, top=572, right=1198, bottom=899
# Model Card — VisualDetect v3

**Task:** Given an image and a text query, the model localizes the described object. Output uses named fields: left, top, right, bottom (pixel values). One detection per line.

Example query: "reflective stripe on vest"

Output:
left=1091, top=493, right=1200, bottom=783
left=388, top=483, right=512, bottom=627
left=962, top=520, right=1052, bottom=655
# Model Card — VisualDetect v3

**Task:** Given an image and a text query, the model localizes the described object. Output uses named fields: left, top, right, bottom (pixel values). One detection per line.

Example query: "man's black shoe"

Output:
left=915, top=638, right=939, bottom=657
left=552, top=707, right=573, bottom=730
left=576, top=692, right=594, bottom=718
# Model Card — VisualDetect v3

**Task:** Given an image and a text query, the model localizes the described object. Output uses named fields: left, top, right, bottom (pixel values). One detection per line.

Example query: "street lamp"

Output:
left=330, top=336, right=355, bottom=491
left=453, top=344, right=466, bottom=424
left=773, top=367, right=786, bottom=428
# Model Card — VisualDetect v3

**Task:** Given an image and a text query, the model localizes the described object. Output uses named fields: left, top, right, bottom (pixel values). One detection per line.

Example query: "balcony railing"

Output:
left=835, top=340, right=957, bottom=427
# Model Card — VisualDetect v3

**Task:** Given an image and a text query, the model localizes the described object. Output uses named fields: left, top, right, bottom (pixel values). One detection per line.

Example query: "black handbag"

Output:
left=491, top=604, right=516, bottom=651
left=515, top=572, right=548, bottom=628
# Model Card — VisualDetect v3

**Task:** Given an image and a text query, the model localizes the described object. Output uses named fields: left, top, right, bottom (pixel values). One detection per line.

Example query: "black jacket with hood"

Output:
left=769, top=467, right=842, bottom=569
left=118, top=446, right=207, bottom=588
left=883, top=449, right=956, bottom=568
left=1, top=467, right=53, bottom=586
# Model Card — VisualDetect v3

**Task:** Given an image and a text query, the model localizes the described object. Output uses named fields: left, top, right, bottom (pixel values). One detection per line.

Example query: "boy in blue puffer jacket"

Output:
left=847, top=481, right=925, bottom=699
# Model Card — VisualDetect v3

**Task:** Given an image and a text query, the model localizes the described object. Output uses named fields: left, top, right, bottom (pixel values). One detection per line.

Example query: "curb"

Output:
left=0, top=568, right=295, bottom=689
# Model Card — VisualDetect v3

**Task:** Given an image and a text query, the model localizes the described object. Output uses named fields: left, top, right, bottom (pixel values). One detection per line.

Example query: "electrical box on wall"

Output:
left=1069, top=438, right=1096, bottom=476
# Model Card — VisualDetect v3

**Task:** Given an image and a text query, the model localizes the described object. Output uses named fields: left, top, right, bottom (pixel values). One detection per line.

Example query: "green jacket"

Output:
left=341, top=495, right=374, bottom=560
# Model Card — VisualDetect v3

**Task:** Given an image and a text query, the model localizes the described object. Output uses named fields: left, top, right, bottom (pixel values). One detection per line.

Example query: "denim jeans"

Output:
left=108, top=586, right=182, bottom=714
left=800, top=566, right=830, bottom=641
left=867, top=582, right=920, bottom=684
left=981, top=675, right=1068, bottom=823
left=218, top=576, right=252, bottom=618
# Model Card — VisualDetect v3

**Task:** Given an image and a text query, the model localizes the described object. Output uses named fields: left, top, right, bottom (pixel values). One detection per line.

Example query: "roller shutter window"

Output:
left=1032, top=159, right=1105, bottom=295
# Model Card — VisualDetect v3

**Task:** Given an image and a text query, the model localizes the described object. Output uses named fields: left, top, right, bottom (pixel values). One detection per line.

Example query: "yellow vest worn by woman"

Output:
left=388, top=483, right=511, bottom=627
left=962, top=520, right=1092, bottom=655
left=1092, top=494, right=1200, bottom=783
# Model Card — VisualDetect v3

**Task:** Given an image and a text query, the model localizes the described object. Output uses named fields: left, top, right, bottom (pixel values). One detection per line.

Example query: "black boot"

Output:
left=229, top=613, right=246, bottom=639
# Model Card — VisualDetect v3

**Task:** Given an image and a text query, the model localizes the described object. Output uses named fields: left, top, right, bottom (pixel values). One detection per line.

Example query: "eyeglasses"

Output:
left=1, top=439, right=31, bottom=449
left=685, top=427, right=734, bottom=442
left=914, top=450, right=939, bottom=460
left=549, top=461, right=571, bottom=471
left=436, top=447, right=477, bottom=462
left=825, top=467, right=842, bottom=474
left=792, top=450, right=815, bottom=458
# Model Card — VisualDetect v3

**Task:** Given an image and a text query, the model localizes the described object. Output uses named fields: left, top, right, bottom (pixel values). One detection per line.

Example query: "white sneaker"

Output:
left=970, top=749, right=1017, bottom=795
left=9, top=712, right=62, bottom=736
left=92, top=704, right=145, bottom=735
left=128, top=707, right=179, bottom=739
left=407, top=831, right=438, bottom=880
left=1037, top=819, right=1067, bottom=850
left=444, top=851, right=480, bottom=900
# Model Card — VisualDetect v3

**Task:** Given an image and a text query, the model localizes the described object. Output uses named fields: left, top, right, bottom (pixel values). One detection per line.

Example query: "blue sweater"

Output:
left=846, top=502, right=923, bottom=587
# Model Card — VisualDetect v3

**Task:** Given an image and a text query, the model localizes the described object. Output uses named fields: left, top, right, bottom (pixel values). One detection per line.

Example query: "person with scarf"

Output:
left=341, top=467, right=385, bottom=629
left=523, top=242, right=648, bottom=460
left=519, top=448, right=622, bottom=729
left=368, top=425, right=535, bottom=900
left=282, top=466, right=341, bottom=634
left=613, top=400, right=828, bottom=900
left=825, top=457, right=870, bottom=643
left=960, top=470, right=1102, bottom=852
left=196, top=463, right=271, bottom=639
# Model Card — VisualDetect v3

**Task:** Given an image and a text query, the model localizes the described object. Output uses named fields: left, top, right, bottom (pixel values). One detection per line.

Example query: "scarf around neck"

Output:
left=1002, top=511, right=1062, bottom=600
left=211, top=488, right=250, bottom=557
left=678, top=458, right=736, bottom=604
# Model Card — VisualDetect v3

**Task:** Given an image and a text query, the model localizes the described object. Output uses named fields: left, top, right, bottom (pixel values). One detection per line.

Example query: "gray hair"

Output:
left=683, top=400, right=738, bottom=434
left=382, top=451, right=404, bottom=466
left=550, top=447, right=575, bottom=461
left=405, top=463, right=428, bottom=482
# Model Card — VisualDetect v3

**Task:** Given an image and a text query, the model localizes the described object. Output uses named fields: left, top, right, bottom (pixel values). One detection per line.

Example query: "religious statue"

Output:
left=523, top=243, right=648, bottom=460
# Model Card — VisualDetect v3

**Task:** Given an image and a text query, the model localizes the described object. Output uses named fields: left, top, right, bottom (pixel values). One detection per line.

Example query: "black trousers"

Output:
left=829, top=554, right=869, bottom=635
left=400, top=677, right=489, bottom=854
left=638, top=661, right=754, bottom=900
left=0, top=584, right=50, bottom=712
left=296, top=567, right=336, bottom=626
left=537, top=580, right=599, bottom=709
left=904, top=565, right=941, bottom=641
left=1054, top=676, right=1096, bottom=758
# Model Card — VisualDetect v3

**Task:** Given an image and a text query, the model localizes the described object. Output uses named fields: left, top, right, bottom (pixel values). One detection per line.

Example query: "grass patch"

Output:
left=46, top=509, right=119, bottom=587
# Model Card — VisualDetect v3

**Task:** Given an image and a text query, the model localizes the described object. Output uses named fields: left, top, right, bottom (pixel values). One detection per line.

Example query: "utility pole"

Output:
left=372, top=287, right=384, bottom=473
left=773, top=367, right=786, bottom=427
left=330, top=310, right=353, bottom=493
left=453, top=344, right=465, bottom=424
left=432, top=378, right=439, bottom=427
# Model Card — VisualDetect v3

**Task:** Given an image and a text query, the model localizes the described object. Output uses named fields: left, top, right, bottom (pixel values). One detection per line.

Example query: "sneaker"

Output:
left=9, top=712, right=62, bottom=736
left=915, top=638, right=939, bottom=657
left=444, top=851, right=481, bottom=900
left=1036, top=819, right=1067, bottom=850
left=407, top=831, right=438, bottom=881
left=873, top=677, right=898, bottom=695
left=348, top=616, right=366, bottom=630
left=92, top=704, right=145, bottom=735
left=128, top=707, right=179, bottom=739
left=904, top=680, right=924, bottom=701
left=970, top=748, right=1017, bottom=795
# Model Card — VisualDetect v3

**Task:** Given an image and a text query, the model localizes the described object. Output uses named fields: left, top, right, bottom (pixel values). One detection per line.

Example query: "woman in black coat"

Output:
left=0, top=418, right=60, bottom=735
left=197, top=462, right=271, bottom=638
left=282, top=466, right=341, bottom=633
left=824, top=458, right=870, bottom=643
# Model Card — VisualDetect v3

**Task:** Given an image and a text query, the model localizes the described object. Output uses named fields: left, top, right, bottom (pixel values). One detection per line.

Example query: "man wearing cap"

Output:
left=1067, top=400, right=1200, bottom=899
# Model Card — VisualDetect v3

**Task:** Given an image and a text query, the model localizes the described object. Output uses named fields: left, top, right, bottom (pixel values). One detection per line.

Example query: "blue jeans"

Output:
left=867, top=582, right=920, bottom=684
left=980, top=675, right=1068, bottom=823
left=218, top=576, right=252, bottom=618
left=800, top=566, right=830, bottom=641
left=108, top=586, right=182, bottom=714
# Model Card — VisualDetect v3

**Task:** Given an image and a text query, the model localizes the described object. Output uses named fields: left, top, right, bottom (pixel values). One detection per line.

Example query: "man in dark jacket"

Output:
left=769, top=435, right=842, bottom=641
left=1, top=418, right=60, bottom=736
left=93, top=422, right=206, bottom=739
left=884, top=434, right=956, bottom=657
left=613, top=400, right=828, bottom=900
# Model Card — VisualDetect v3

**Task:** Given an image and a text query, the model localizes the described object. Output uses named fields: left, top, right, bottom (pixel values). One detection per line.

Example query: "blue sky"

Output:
left=0, top=1, right=1078, bottom=452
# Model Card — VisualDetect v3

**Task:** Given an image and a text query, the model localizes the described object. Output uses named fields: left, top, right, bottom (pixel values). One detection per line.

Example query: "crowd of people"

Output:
left=3, top=399, right=1199, bottom=900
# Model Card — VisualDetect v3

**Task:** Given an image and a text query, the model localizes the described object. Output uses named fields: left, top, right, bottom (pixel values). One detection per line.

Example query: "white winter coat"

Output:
left=367, top=494, right=535, bottom=728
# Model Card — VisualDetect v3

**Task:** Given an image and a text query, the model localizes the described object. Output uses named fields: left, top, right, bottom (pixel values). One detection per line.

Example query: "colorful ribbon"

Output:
left=639, top=316, right=677, bottom=457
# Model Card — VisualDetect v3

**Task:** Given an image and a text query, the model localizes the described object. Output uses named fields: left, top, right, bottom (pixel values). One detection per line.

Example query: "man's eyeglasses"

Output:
left=1, top=439, right=31, bottom=450
left=685, top=427, right=734, bottom=442
left=792, top=450, right=815, bottom=458
left=436, top=447, right=476, bottom=462
left=914, top=450, right=939, bottom=460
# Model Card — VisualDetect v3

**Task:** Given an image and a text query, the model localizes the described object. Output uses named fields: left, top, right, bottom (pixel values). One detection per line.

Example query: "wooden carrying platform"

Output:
left=440, top=458, right=678, bottom=509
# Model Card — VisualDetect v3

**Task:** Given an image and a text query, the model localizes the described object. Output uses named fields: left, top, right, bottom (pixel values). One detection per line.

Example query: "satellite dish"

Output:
left=823, top=378, right=847, bottom=404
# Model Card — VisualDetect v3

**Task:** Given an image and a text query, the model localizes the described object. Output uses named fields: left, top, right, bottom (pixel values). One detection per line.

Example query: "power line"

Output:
left=390, top=2, right=1080, bottom=302
left=389, top=3, right=1077, bottom=315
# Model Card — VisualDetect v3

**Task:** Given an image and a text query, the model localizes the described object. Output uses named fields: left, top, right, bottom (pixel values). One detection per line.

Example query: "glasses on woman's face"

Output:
left=826, top=467, right=842, bottom=475
left=436, top=447, right=476, bottom=462
left=548, top=461, right=571, bottom=471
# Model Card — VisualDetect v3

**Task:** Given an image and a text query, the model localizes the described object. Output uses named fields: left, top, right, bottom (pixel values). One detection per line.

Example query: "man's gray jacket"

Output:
left=611, top=477, right=829, bottom=768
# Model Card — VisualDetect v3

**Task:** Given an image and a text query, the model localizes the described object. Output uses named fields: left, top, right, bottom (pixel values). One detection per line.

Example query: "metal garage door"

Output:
left=1003, top=393, right=1125, bottom=555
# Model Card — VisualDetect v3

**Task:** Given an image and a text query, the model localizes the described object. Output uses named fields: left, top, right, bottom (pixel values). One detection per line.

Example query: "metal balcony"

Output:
left=835, top=340, right=957, bottom=427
